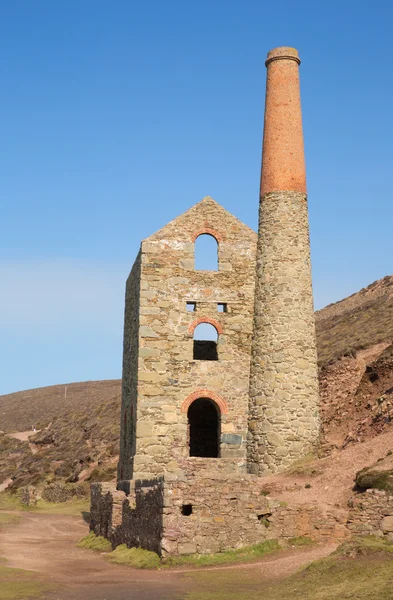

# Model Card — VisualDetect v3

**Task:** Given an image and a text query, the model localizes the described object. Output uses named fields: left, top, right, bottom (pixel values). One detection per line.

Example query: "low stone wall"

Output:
left=161, top=473, right=348, bottom=555
left=112, top=479, right=163, bottom=553
left=347, top=489, right=393, bottom=540
left=161, top=474, right=270, bottom=555
left=91, top=473, right=348, bottom=556
left=90, top=479, right=163, bottom=554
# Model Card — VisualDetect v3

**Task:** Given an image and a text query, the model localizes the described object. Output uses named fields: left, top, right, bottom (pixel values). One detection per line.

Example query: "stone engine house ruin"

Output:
left=90, top=46, right=321, bottom=556
left=117, top=196, right=258, bottom=482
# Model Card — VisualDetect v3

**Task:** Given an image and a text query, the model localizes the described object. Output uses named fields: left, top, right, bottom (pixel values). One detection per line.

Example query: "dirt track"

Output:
left=0, top=511, right=336, bottom=599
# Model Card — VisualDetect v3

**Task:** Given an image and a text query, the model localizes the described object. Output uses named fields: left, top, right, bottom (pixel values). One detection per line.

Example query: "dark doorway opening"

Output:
left=188, top=398, right=220, bottom=458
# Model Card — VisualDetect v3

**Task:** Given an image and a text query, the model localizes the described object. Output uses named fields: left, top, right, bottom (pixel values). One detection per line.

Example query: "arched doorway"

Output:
left=188, top=398, right=220, bottom=458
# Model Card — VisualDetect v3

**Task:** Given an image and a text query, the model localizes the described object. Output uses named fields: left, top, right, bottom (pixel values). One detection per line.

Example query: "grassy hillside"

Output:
left=316, top=275, right=393, bottom=366
left=0, top=380, right=121, bottom=433
left=0, top=385, right=121, bottom=493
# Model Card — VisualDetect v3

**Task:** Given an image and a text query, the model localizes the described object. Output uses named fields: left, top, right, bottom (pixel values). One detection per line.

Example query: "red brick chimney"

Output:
left=260, top=46, right=307, bottom=196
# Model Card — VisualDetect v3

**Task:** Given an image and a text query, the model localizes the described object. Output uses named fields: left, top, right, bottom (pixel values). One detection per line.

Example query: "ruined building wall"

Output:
left=120, top=197, right=257, bottom=481
left=248, top=47, right=320, bottom=475
left=91, top=476, right=348, bottom=557
left=118, top=252, right=141, bottom=480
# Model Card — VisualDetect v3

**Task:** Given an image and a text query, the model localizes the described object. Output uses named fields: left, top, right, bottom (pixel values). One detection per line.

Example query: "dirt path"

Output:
left=7, top=429, right=39, bottom=454
left=0, top=511, right=336, bottom=600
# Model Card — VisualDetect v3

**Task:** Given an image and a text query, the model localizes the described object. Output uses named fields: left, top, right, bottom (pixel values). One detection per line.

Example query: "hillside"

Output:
left=315, top=274, right=393, bottom=367
left=0, top=274, right=393, bottom=494
left=0, top=380, right=121, bottom=433
left=0, top=382, right=121, bottom=495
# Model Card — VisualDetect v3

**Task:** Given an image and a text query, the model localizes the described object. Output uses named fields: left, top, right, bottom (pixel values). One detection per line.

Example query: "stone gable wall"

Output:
left=125, top=198, right=257, bottom=480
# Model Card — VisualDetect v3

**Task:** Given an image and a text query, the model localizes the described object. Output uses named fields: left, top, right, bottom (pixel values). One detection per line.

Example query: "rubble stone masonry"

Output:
left=117, top=197, right=257, bottom=481
left=247, top=47, right=320, bottom=474
left=248, top=191, right=320, bottom=474
left=91, top=477, right=348, bottom=556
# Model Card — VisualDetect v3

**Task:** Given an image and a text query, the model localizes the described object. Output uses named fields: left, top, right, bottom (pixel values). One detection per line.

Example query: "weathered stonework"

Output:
left=116, top=196, right=257, bottom=482
left=91, top=476, right=347, bottom=557
left=247, top=46, right=320, bottom=475
left=247, top=191, right=320, bottom=474
left=92, top=45, right=322, bottom=556
left=118, top=252, right=141, bottom=480
left=347, top=489, right=393, bottom=540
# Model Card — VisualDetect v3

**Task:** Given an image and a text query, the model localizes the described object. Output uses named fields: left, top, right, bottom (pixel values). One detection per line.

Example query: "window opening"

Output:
left=194, top=234, right=218, bottom=271
left=217, top=303, right=227, bottom=313
left=181, top=504, right=193, bottom=516
left=186, top=302, right=197, bottom=312
left=188, top=398, right=220, bottom=457
left=193, top=323, right=218, bottom=360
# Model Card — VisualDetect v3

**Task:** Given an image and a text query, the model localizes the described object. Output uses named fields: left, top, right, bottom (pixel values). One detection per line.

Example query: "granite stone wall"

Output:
left=118, top=252, right=141, bottom=481
left=91, top=475, right=348, bottom=556
left=347, top=489, right=393, bottom=540
left=120, top=197, right=257, bottom=480
left=90, top=480, right=164, bottom=554
left=248, top=191, right=320, bottom=475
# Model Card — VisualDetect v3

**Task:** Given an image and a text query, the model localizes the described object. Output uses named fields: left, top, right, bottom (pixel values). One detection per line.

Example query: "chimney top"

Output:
left=260, top=45, right=306, bottom=195
left=265, top=47, right=300, bottom=67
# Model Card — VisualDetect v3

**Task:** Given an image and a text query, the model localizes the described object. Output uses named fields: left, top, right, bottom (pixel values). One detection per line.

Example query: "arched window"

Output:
left=188, top=398, right=220, bottom=457
left=194, top=234, right=218, bottom=271
left=193, top=323, right=218, bottom=360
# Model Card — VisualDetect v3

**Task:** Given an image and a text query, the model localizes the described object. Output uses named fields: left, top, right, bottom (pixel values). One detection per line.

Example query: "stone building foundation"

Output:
left=90, top=475, right=348, bottom=556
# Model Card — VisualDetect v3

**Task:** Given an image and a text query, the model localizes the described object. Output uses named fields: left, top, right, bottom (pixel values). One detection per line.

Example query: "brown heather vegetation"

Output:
left=0, top=385, right=121, bottom=494
left=315, top=274, right=393, bottom=367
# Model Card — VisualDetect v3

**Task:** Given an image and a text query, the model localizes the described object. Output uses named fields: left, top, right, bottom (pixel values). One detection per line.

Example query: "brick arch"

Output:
left=191, top=227, right=224, bottom=243
left=181, top=389, right=229, bottom=415
left=188, top=317, right=223, bottom=336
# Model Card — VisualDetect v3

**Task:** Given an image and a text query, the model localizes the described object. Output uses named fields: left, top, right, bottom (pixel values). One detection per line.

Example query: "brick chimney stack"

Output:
left=247, top=47, right=320, bottom=475
left=260, top=47, right=306, bottom=195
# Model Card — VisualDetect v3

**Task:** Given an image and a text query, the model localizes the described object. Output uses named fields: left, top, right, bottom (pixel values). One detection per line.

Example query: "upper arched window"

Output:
left=194, top=234, right=218, bottom=271
left=193, top=322, right=218, bottom=360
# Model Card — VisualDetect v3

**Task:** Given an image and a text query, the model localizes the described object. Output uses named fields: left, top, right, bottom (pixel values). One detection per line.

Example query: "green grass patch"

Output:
left=78, top=531, right=112, bottom=552
left=164, top=539, right=281, bottom=568
left=0, top=494, right=25, bottom=511
left=0, top=493, right=89, bottom=516
left=286, top=453, right=322, bottom=477
left=333, top=535, right=393, bottom=557
left=183, top=536, right=393, bottom=600
left=104, top=539, right=281, bottom=571
left=0, top=558, right=52, bottom=600
left=32, top=498, right=90, bottom=515
left=0, top=513, right=20, bottom=527
left=106, top=545, right=161, bottom=569
left=287, top=535, right=314, bottom=547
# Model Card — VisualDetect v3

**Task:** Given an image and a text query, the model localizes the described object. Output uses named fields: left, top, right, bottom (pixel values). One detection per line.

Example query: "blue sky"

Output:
left=1, top=1, right=392, bottom=395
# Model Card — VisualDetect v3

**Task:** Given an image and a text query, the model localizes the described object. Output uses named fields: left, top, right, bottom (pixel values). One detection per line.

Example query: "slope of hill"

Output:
left=316, top=274, right=393, bottom=367
left=0, top=380, right=121, bottom=433
left=1, top=274, right=393, bottom=494
left=0, top=382, right=121, bottom=494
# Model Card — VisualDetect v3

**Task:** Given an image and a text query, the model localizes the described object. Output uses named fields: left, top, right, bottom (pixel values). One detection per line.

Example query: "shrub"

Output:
left=77, top=531, right=112, bottom=552
left=107, top=545, right=161, bottom=569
